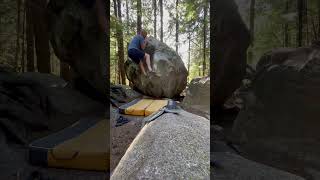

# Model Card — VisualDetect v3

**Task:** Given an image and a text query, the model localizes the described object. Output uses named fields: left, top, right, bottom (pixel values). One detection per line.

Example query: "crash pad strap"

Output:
left=30, top=117, right=101, bottom=148
left=118, top=98, right=141, bottom=114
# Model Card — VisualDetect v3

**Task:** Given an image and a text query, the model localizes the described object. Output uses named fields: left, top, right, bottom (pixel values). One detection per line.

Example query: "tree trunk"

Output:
left=304, top=0, right=308, bottom=45
left=284, top=0, right=290, bottom=47
left=198, top=61, right=201, bottom=77
left=60, top=61, right=72, bottom=81
left=175, top=0, right=179, bottom=52
left=125, top=0, right=130, bottom=57
left=113, top=0, right=120, bottom=84
left=32, top=0, right=51, bottom=73
left=159, top=0, right=163, bottom=42
left=15, top=0, right=22, bottom=72
left=297, top=0, right=303, bottom=47
left=126, top=0, right=129, bottom=36
left=187, top=32, right=191, bottom=81
left=202, top=1, right=207, bottom=76
left=117, top=0, right=126, bottom=84
left=137, top=0, right=142, bottom=33
left=21, top=3, right=26, bottom=72
left=248, top=0, right=255, bottom=64
left=318, top=0, right=320, bottom=39
left=26, top=0, right=34, bottom=72
left=153, top=0, right=157, bottom=38
left=113, top=0, right=117, bottom=18
left=115, top=41, right=118, bottom=84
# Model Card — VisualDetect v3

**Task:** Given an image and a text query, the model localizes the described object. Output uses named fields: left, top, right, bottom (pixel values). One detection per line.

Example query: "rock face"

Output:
left=110, top=84, right=142, bottom=104
left=211, top=122, right=305, bottom=180
left=111, top=110, right=210, bottom=179
left=0, top=70, right=104, bottom=144
left=47, top=0, right=107, bottom=99
left=232, top=44, right=320, bottom=141
left=125, top=37, right=188, bottom=98
left=213, top=0, right=250, bottom=108
left=181, top=76, right=210, bottom=117
left=230, top=44, right=320, bottom=177
left=213, top=152, right=305, bottom=180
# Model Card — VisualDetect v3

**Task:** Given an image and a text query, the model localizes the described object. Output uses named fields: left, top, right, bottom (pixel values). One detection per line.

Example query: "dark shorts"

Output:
left=128, top=48, right=145, bottom=64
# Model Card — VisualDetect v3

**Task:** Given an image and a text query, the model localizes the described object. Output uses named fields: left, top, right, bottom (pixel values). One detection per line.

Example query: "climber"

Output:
left=128, top=29, right=153, bottom=75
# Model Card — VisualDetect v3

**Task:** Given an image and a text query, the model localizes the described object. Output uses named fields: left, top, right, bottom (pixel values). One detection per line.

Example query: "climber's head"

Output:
left=140, top=29, right=148, bottom=38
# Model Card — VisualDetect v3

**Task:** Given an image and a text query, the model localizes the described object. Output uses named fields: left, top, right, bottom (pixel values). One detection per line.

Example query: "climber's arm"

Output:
left=140, top=38, right=147, bottom=50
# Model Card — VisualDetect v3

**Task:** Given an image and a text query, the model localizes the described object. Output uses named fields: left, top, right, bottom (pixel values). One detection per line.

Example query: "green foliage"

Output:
left=0, top=0, right=18, bottom=69
left=240, top=0, right=320, bottom=66
left=110, top=0, right=210, bottom=84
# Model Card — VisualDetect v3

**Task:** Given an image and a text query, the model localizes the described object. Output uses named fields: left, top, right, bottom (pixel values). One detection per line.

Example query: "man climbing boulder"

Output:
left=128, top=29, right=153, bottom=76
left=125, top=37, right=188, bottom=98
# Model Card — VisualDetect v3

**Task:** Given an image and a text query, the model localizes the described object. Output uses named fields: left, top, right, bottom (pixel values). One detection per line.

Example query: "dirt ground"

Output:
left=110, top=106, right=144, bottom=172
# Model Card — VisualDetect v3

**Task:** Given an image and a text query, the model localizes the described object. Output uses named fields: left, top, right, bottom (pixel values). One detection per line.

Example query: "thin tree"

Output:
left=32, top=0, right=51, bottom=73
left=137, top=0, right=142, bottom=33
left=115, top=41, right=118, bottom=84
left=175, top=0, right=179, bottom=52
left=125, top=0, right=130, bottom=57
left=248, top=0, right=255, bottom=64
left=153, top=0, right=157, bottom=38
left=26, top=0, right=34, bottom=72
left=304, top=0, right=308, bottom=45
left=202, top=1, right=208, bottom=76
left=297, top=0, right=303, bottom=47
left=284, top=0, right=290, bottom=47
left=113, top=0, right=121, bottom=83
left=21, top=2, right=26, bottom=72
left=318, top=0, right=320, bottom=38
left=117, top=0, right=126, bottom=84
left=15, top=0, right=22, bottom=71
left=159, top=0, right=163, bottom=42
left=198, top=60, right=201, bottom=76
left=187, top=32, right=191, bottom=81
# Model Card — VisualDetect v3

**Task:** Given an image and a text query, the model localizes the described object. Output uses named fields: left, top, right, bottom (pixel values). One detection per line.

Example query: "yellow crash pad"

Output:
left=119, top=99, right=168, bottom=116
left=144, top=100, right=168, bottom=116
left=29, top=117, right=109, bottom=171
left=125, top=99, right=154, bottom=116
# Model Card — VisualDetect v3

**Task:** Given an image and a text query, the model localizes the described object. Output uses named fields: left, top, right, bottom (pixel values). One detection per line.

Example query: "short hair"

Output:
left=140, top=29, right=147, bottom=36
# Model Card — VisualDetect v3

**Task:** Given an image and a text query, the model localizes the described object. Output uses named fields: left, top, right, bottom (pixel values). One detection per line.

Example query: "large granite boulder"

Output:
left=230, top=43, right=320, bottom=177
left=232, top=44, right=320, bottom=141
left=0, top=71, right=104, bottom=144
left=110, top=84, right=142, bottom=104
left=125, top=37, right=188, bottom=98
left=213, top=0, right=250, bottom=108
left=111, top=110, right=209, bottom=179
left=47, top=0, right=107, bottom=99
left=181, top=76, right=210, bottom=118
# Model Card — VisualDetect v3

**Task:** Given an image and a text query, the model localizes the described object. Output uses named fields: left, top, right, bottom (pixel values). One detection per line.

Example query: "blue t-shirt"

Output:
left=128, top=35, right=145, bottom=50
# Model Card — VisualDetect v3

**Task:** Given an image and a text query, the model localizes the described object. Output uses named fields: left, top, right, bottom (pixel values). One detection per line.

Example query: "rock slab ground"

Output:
left=111, top=110, right=210, bottom=179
